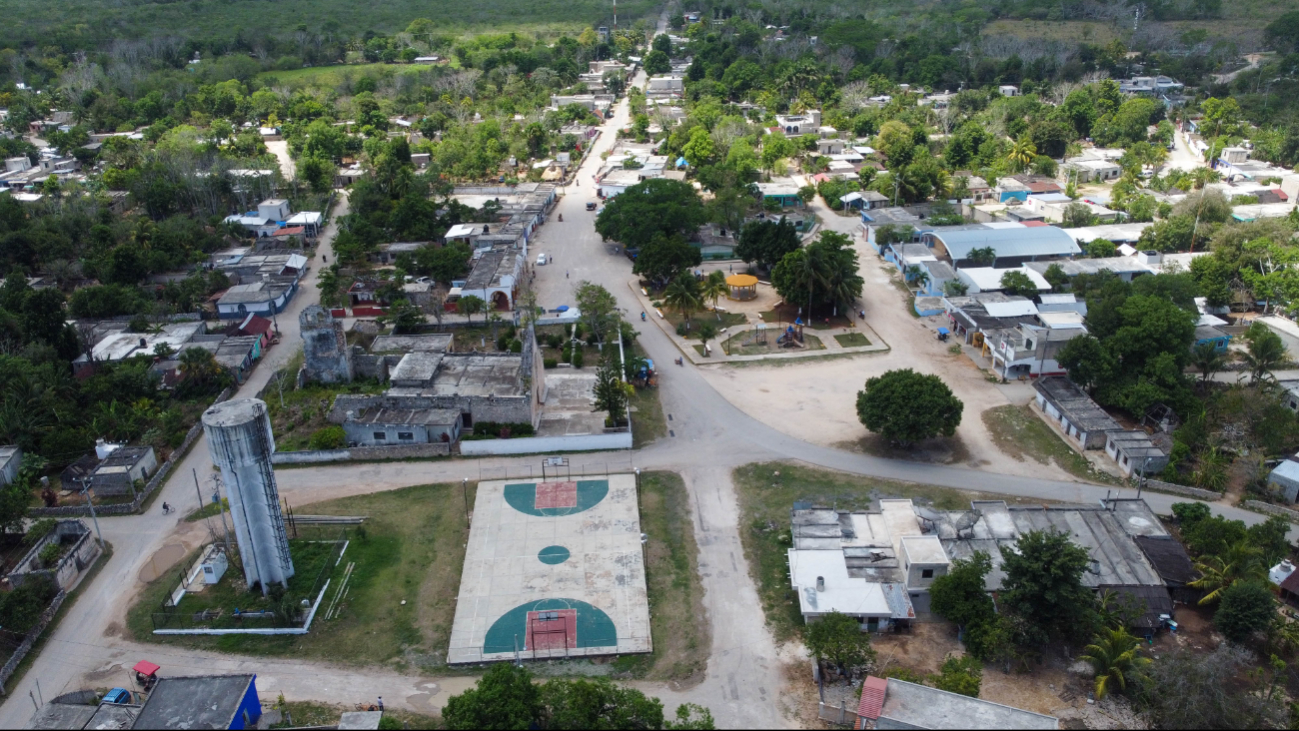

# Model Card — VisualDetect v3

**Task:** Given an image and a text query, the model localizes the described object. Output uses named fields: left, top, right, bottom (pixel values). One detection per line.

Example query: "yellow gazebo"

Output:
left=726, top=274, right=759, bottom=301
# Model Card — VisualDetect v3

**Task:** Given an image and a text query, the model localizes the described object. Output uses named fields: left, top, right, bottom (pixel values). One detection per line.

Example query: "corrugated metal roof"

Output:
left=858, top=676, right=888, bottom=720
left=927, top=226, right=1081, bottom=260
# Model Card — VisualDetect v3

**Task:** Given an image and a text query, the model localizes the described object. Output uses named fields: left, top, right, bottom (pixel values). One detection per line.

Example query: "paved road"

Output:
left=0, top=41, right=1280, bottom=730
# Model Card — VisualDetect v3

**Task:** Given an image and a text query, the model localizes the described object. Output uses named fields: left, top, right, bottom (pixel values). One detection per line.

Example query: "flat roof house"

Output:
left=216, top=279, right=298, bottom=319
left=923, top=226, right=1080, bottom=269
left=132, top=674, right=262, bottom=730
left=1033, top=376, right=1120, bottom=450
left=342, top=406, right=464, bottom=446
left=1105, top=430, right=1170, bottom=477
left=858, top=677, right=1058, bottom=730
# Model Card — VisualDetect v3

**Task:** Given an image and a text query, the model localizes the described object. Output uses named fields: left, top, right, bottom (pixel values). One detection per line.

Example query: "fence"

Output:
left=151, top=530, right=346, bottom=634
left=29, top=385, right=236, bottom=518
left=472, top=456, right=637, bottom=483
left=271, top=442, right=452, bottom=464
left=817, top=701, right=860, bottom=728
left=1244, top=500, right=1299, bottom=524
left=0, top=590, right=67, bottom=696
left=459, top=431, right=632, bottom=456
left=1139, top=479, right=1222, bottom=501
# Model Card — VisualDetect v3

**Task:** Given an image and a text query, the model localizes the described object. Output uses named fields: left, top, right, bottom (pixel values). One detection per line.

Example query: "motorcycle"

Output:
left=641, top=312, right=647, bottom=321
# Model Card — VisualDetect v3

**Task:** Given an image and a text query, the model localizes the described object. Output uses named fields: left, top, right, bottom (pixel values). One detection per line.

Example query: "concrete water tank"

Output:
left=202, top=398, right=294, bottom=594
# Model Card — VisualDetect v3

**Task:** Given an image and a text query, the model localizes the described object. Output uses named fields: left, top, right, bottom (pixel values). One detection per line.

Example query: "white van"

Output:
left=536, top=253, right=547, bottom=265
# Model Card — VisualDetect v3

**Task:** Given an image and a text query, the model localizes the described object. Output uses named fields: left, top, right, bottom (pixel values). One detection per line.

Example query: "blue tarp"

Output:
left=676, top=157, right=689, bottom=168
left=938, top=327, right=950, bottom=335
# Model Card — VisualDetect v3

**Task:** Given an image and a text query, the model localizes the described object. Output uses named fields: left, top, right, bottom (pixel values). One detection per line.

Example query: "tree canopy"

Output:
left=998, top=529, right=1096, bottom=644
left=856, top=369, right=963, bottom=446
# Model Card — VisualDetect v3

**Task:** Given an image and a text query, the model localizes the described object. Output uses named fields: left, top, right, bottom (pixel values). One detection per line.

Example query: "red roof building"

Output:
left=858, top=675, right=888, bottom=723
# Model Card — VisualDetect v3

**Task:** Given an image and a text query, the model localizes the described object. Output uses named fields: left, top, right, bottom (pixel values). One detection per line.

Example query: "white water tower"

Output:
left=202, top=398, right=294, bottom=594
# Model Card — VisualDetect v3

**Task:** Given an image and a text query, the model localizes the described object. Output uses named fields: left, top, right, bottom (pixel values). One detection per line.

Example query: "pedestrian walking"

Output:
left=566, top=270, right=570, bottom=278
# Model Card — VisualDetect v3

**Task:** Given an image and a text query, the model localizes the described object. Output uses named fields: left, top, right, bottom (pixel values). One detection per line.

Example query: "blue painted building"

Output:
left=132, top=674, right=261, bottom=730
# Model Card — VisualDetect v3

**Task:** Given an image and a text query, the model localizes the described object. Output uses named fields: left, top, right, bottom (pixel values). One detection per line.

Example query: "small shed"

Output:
left=1268, top=457, right=1299, bottom=503
left=726, top=274, right=759, bottom=301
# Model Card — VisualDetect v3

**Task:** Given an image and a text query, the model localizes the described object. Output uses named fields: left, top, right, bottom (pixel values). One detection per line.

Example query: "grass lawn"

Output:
left=127, top=483, right=473, bottom=670
left=264, top=376, right=386, bottom=451
left=982, top=405, right=1121, bottom=485
left=270, top=701, right=437, bottom=729
left=758, top=305, right=853, bottom=330
left=833, top=332, right=872, bottom=347
left=628, top=344, right=666, bottom=449
left=185, top=500, right=228, bottom=523
left=611, top=472, right=708, bottom=684
left=732, top=462, right=1052, bottom=643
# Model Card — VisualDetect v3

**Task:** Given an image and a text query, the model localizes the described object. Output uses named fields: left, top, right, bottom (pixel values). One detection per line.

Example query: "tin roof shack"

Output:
left=1105, top=430, right=1170, bottom=477
left=343, top=406, right=463, bottom=446
left=83, top=444, right=158, bottom=496
left=1268, top=457, right=1299, bottom=503
left=787, top=505, right=915, bottom=630
left=215, top=279, right=298, bottom=319
left=861, top=677, right=1059, bottom=730
left=0, top=444, right=21, bottom=486
left=133, top=674, right=261, bottom=730
left=934, top=499, right=1169, bottom=594
left=24, top=702, right=98, bottom=730
left=1033, top=377, right=1120, bottom=450
left=1133, top=534, right=1198, bottom=602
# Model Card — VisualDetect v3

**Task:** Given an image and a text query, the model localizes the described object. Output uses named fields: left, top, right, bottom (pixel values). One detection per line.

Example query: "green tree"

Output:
left=635, top=234, right=702, bottom=287
left=644, top=49, right=671, bottom=75
left=1190, top=542, right=1266, bottom=605
left=443, top=664, right=541, bottom=730
left=681, top=127, right=716, bottom=167
left=701, top=271, right=728, bottom=312
left=929, top=551, right=995, bottom=629
left=596, top=179, right=707, bottom=250
left=966, top=247, right=996, bottom=267
left=804, top=610, right=877, bottom=676
left=1081, top=628, right=1150, bottom=699
left=736, top=217, right=801, bottom=271
left=1043, top=264, right=1069, bottom=291
left=999, top=529, right=1096, bottom=643
left=856, top=369, right=963, bottom=446
left=932, top=655, right=981, bottom=698
left=663, top=272, right=702, bottom=325
left=459, top=294, right=486, bottom=324
left=1007, top=137, right=1037, bottom=172
left=541, top=676, right=669, bottom=729
left=1062, top=202, right=1097, bottom=228
left=1214, top=581, right=1276, bottom=643
left=770, top=231, right=863, bottom=316
left=1265, top=11, right=1299, bottom=52
left=1190, top=341, right=1227, bottom=384
left=998, top=270, right=1038, bottom=297
left=593, top=353, right=629, bottom=425
left=1241, top=324, right=1289, bottom=383
left=573, top=281, right=621, bottom=348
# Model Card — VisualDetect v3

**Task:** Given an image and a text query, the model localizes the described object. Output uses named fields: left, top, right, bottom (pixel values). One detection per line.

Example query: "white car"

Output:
left=536, top=253, right=547, bottom=265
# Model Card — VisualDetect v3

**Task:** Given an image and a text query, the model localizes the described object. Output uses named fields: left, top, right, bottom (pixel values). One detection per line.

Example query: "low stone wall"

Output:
left=7, top=521, right=101, bottom=591
left=1244, top=500, right=1299, bottom=524
left=459, top=431, right=632, bottom=456
left=29, top=386, right=235, bottom=518
left=1140, top=479, right=1222, bottom=501
left=0, top=589, right=67, bottom=695
left=271, top=442, right=452, bottom=464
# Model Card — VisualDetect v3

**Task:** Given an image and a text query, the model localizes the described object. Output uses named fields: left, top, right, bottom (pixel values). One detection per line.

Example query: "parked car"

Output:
left=586, top=201, right=597, bottom=211
left=536, top=253, right=548, bottom=265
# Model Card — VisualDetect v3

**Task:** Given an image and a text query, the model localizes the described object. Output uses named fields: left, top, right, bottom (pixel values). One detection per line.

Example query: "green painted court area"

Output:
left=448, top=474, right=651, bottom=664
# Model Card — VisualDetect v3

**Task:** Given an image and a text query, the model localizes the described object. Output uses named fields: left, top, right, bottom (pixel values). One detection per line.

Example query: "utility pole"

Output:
left=193, top=468, right=204, bottom=514
left=462, top=478, right=469, bottom=523
left=79, top=479, right=104, bottom=551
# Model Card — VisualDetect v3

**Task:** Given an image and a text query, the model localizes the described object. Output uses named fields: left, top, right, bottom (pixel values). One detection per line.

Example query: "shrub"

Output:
left=543, top=358, right=558, bottom=369
left=496, top=335, right=511, bottom=351
left=0, top=576, right=58, bottom=633
left=546, top=334, right=564, bottom=349
left=309, top=426, right=346, bottom=450
left=38, top=542, right=64, bottom=568
left=510, top=339, right=523, bottom=353
left=471, top=422, right=535, bottom=438
left=22, top=519, right=57, bottom=546
left=676, top=322, right=689, bottom=336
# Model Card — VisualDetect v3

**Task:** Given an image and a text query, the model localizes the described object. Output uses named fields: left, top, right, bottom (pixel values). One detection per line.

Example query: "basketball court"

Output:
left=447, top=473, right=652, bottom=664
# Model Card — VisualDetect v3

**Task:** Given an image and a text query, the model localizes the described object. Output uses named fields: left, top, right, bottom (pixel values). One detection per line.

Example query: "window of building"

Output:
left=373, top=432, right=387, bottom=440
left=921, top=569, right=934, bottom=579
left=398, top=432, right=414, bottom=441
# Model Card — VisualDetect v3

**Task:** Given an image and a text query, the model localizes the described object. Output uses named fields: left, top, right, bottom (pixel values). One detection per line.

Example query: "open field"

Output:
left=732, top=462, right=1054, bottom=643
left=127, top=482, right=473, bottom=669
left=611, top=472, right=709, bottom=684
left=264, top=377, right=386, bottom=451
left=982, top=404, right=1121, bottom=485
left=6, top=0, right=659, bottom=48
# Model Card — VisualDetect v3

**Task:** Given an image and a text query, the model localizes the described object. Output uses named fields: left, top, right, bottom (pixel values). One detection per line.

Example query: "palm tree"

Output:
left=1189, top=541, right=1266, bottom=605
left=1190, top=341, right=1227, bottom=384
left=663, top=273, right=702, bottom=329
left=702, top=271, right=728, bottom=315
left=1081, top=628, right=1151, bottom=699
left=903, top=265, right=930, bottom=291
left=1242, top=332, right=1289, bottom=383
left=1007, top=137, right=1037, bottom=173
